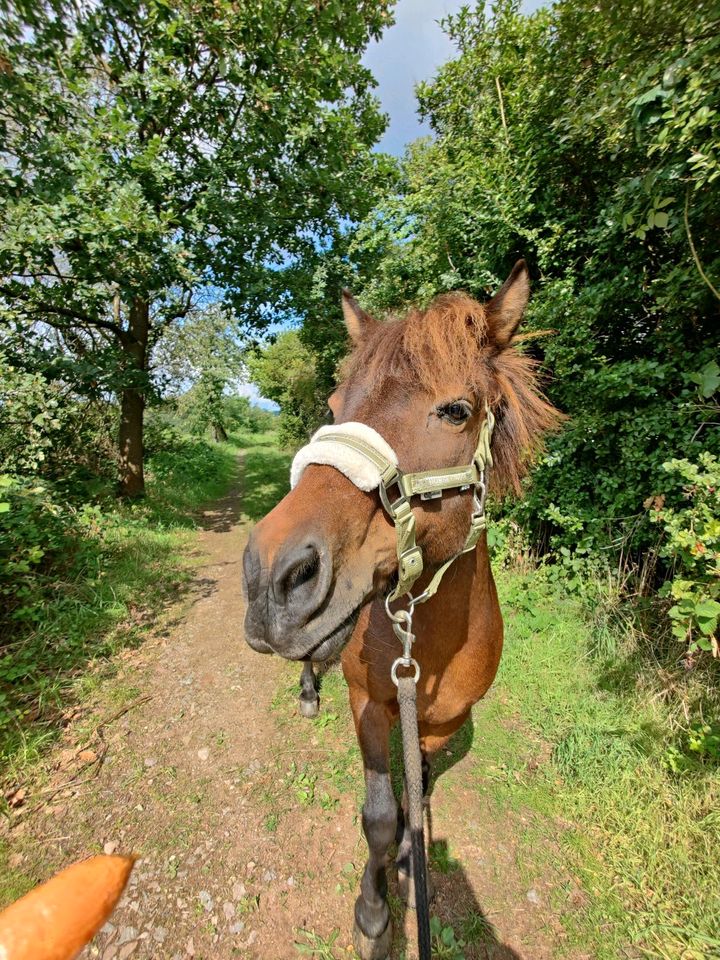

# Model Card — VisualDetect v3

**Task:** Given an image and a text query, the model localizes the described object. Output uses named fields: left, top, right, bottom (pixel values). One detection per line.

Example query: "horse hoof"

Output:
left=397, top=868, right=435, bottom=910
left=352, top=918, right=392, bottom=960
left=298, top=697, right=319, bottom=718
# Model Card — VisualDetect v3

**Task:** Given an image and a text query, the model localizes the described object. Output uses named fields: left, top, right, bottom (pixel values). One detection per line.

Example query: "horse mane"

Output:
left=340, top=291, right=564, bottom=495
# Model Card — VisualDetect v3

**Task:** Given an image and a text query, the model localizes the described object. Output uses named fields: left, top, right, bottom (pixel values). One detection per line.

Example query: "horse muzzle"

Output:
left=243, top=527, right=358, bottom=661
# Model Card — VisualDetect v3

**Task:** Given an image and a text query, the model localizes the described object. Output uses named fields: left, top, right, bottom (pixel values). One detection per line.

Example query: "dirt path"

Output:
left=4, top=458, right=586, bottom=960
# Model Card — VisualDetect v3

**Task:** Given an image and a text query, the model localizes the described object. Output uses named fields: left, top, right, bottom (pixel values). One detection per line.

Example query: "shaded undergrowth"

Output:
left=0, top=433, right=243, bottom=786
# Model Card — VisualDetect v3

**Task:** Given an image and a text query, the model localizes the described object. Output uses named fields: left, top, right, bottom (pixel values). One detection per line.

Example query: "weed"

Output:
left=264, top=811, right=280, bottom=833
left=286, top=761, right=317, bottom=806
left=319, top=791, right=339, bottom=812
left=429, top=916, right=466, bottom=959
left=460, top=910, right=496, bottom=945
left=237, top=894, right=260, bottom=914
left=313, top=711, right=338, bottom=730
left=293, top=927, right=342, bottom=959
left=429, top=840, right=460, bottom=875
left=335, top=861, right=357, bottom=895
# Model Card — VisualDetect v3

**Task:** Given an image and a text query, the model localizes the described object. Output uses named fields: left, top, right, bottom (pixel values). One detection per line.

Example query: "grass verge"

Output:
left=479, top=570, right=720, bottom=959
left=0, top=433, right=242, bottom=787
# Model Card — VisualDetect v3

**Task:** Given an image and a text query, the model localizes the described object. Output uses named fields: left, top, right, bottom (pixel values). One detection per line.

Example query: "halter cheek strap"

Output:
left=290, top=404, right=495, bottom=604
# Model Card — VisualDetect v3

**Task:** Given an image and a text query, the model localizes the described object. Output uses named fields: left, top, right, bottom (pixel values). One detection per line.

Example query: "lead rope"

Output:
left=397, top=675, right=432, bottom=960
left=387, top=458, right=490, bottom=960
left=389, top=600, right=431, bottom=959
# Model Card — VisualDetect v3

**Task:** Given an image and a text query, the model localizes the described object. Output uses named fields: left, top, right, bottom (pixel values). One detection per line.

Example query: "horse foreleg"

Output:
left=353, top=700, right=395, bottom=960
left=298, top=659, right=319, bottom=718
left=396, top=752, right=435, bottom=909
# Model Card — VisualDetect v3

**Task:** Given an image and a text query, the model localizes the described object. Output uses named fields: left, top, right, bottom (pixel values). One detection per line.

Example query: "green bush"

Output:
left=325, top=0, right=719, bottom=576
left=0, top=475, right=88, bottom=630
left=652, top=452, right=720, bottom=657
left=0, top=352, right=117, bottom=492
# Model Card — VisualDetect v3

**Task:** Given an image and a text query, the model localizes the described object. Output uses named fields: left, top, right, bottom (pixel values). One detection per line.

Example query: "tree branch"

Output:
left=684, top=186, right=720, bottom=303
left=0, top=284, right=127, bottom=338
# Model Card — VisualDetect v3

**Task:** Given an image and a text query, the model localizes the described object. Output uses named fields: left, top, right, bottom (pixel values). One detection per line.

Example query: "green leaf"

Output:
left=690, top=361, right=720, bottom=398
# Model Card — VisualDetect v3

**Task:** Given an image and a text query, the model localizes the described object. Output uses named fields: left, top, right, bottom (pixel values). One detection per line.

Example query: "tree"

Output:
left=246, top=331, right=320, bottom=446
left=0, top=0, right=392, bottom=495
left=159, top=304, right=244, bottom=441
left=337, top=0, right=719, bottom=561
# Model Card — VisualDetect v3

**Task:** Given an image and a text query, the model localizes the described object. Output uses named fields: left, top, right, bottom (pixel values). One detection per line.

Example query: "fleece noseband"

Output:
left=290, top=404, right=495, bottom=604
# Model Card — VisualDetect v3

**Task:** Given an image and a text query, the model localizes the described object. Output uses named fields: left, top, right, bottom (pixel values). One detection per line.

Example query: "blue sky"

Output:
left=363, top=0, right=546, bottom=156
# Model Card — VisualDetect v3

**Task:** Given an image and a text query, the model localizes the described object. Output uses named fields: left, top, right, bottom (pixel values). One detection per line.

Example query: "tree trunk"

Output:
left=212, top=421, right=228, bottom=443
left=118, top=298, right=149, bottom=498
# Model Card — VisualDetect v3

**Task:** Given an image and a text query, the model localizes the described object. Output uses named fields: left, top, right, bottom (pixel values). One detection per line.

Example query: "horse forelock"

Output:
left=339, top=291, right=564, bottom=495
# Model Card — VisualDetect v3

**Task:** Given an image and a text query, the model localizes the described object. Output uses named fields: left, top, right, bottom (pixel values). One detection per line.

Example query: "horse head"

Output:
left=242, top=261, right=556, bottom=661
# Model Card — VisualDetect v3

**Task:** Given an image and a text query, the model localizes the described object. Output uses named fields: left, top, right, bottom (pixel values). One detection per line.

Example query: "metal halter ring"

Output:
left=385, top=594, right=414, bottom=625
left=391, top=656, right=421, bottom=687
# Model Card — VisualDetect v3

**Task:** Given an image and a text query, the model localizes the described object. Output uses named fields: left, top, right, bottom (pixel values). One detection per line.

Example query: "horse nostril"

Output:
left=242, top=535, right=263, bottom=601
left=282, top=548, right=320, bottom=595
left=271, top=540, right=330, bottom=624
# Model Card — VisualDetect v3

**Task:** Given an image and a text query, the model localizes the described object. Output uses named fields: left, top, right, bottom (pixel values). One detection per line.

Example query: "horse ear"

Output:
left=485, top=260, right=530, bottom=349
left=341, top=289, right=377, bottom=345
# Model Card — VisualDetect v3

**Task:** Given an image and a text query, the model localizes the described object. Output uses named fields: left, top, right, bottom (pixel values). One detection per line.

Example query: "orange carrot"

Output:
left=0, top=854, right=135, bottom=960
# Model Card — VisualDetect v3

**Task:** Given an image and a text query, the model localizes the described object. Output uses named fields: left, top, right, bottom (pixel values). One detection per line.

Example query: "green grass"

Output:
left=476, top=570, right=720, bottom=960
left=236, top=430, right=292, bottom=521
left=0, top=432, right=243, bottom=785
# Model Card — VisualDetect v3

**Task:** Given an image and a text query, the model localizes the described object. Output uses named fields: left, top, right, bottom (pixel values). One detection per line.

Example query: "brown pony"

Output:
left=243, top=262, right=560, bottom=959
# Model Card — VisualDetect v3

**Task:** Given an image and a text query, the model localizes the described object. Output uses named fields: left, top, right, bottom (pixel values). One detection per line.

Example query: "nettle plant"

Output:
left=652, top=452, right=720, bottom=657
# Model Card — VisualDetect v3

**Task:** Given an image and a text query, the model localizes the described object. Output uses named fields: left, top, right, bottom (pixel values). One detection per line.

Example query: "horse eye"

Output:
left=323, top=407, right=334, bottom=425
left=440, top=401, right=471, bottom=425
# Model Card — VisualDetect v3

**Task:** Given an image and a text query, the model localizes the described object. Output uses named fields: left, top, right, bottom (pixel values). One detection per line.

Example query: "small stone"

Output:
left=118, top=942, right=138, bottom=959
left=199, top=890, right=214, bottom=912
left=286, top=876, right=295, bottom=887
left=246, top=860, right=256, bottom=875
left=144, top=758, right=157, bottom=768
left=186, top=937, right=195, bottom=956
left=100, top=921, right=116, bottom=937
left=262, top=869, right=276, bottom=883
left=78, top=749, right=98, bottom=764
left=230, top=921, right=245, bottom=935
left=223, top=901, right=235, bottom=920
left=153, top=927, right=167, bottom=942
left=117, top=927, right=138, bottom=946
left=103, top=841, right=118, bottom=856
left=232, top=881, right=246, bottom=900
left=246, top=931, right=258, bottom=947
left=526, top=888, right=541, bottom=905
left=197, top=747, right=210, bottom=762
